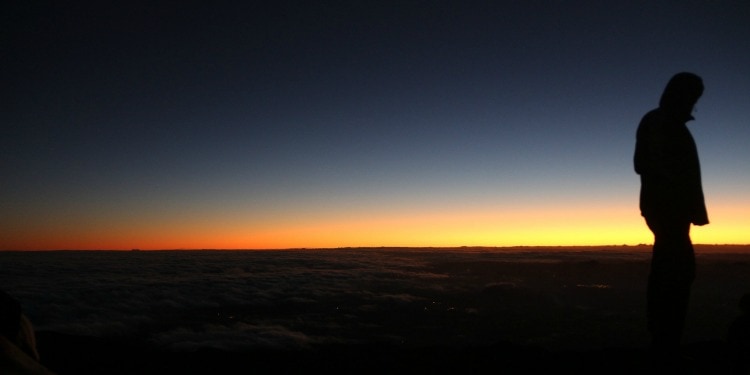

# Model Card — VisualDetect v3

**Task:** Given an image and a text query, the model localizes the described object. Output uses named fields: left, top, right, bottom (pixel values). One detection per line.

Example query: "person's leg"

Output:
left=646, top=217, right=694, bottom=355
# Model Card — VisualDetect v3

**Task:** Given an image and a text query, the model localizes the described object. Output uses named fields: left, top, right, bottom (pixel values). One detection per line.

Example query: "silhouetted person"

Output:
left=633, top=72, right=708, bottom=365
left=0, top=290, right=55, bottom=374
left=728, top=293, right=750, bottom=374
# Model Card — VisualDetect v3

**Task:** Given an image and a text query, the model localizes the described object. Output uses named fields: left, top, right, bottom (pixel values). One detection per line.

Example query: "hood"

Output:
left=659, top=72, right=704, bottom=122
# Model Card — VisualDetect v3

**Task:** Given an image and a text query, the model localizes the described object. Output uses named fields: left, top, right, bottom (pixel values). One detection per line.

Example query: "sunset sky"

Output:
left=3, top=1, right=750, bottom=250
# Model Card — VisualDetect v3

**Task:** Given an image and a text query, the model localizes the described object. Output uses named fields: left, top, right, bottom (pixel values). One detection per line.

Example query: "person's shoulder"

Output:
left=637, top=108, right=663, bottom=138
left=640, top=108, right=664, bottom=124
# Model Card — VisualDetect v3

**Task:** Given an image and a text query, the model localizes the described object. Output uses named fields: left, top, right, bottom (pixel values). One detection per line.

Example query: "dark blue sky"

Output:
left=3, top=1, right=750, bottom=249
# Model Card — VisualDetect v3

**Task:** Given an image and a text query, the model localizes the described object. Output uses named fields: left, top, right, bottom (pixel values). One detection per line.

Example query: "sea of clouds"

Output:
left=1, top=248, right=747, bottom=352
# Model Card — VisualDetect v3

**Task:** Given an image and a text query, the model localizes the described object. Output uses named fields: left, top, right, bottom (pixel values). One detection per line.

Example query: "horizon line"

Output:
left=3, top=244, right=750, bottom=252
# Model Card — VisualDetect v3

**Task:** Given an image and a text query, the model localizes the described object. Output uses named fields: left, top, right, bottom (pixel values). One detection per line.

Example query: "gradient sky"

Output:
left=3, top=1, right=750, bottom=250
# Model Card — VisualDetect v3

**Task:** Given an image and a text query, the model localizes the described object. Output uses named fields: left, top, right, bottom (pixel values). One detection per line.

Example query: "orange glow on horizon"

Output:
left=3, top=200, right=748, bottom=250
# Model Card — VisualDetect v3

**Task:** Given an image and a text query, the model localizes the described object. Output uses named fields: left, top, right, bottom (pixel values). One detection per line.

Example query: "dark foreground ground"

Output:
left=6, top=247, right=748, bottom=374
left=36, top=332, right=735, bottom=374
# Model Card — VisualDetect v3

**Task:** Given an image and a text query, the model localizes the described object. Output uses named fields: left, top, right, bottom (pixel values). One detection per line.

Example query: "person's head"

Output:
left=659, top=72, right=704, bottom=120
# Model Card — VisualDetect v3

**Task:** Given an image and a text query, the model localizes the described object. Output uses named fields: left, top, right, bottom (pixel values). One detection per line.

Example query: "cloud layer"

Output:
left=1, top=248, right=747, bottom=351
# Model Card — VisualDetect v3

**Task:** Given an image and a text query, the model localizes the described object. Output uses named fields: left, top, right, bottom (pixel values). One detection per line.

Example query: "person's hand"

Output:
left=692, top=218, right=709, bottom=226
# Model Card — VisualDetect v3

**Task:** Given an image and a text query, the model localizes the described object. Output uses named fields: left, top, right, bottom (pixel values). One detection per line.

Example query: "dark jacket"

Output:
left=634, top=108, right=708, bottom=225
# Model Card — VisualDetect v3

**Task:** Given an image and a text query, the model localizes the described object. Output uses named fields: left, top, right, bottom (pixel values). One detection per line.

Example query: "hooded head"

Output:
left=659, top=72, right=704, bottom=121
